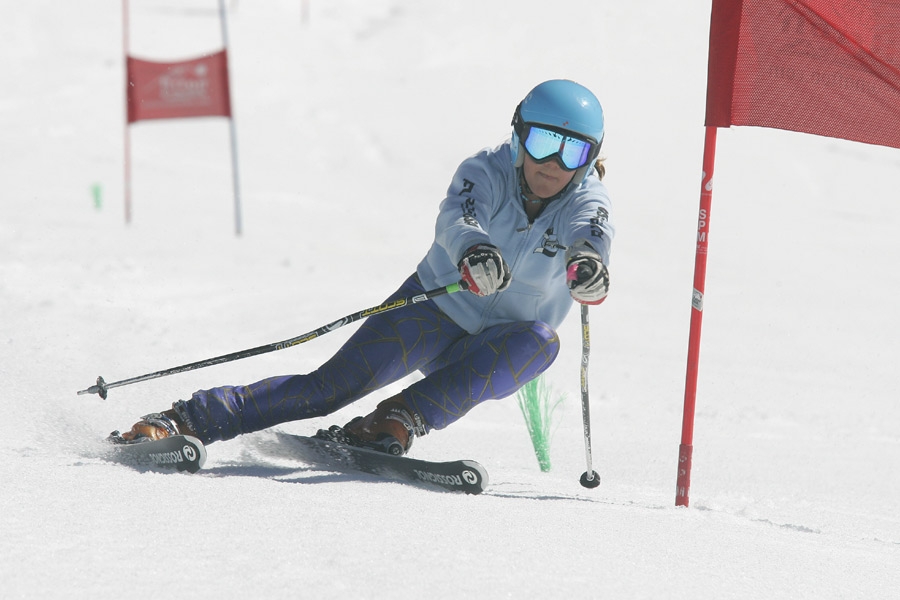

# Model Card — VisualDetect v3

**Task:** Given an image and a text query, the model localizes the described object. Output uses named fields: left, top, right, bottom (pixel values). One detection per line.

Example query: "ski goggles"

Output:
left=520, top=124, right=597, bottom=171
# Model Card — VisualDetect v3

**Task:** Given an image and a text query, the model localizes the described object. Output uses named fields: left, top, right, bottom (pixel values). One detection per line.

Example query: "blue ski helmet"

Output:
left=511, top=79, right=605, bottom=184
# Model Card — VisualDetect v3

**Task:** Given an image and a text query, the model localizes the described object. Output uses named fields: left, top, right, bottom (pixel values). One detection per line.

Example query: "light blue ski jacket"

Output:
left=417, top=141, right=614, bottom=334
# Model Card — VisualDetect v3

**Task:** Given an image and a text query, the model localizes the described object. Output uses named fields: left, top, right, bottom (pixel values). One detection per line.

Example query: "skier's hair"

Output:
left=593, top=158, right=606, bottom=181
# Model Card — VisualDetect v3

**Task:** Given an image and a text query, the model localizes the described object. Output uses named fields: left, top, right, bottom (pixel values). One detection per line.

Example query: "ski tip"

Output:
left=459, top=460, right=489, bottom=494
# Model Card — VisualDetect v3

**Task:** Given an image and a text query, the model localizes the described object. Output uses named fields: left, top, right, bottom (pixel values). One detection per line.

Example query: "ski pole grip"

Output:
left=450, top=279, right=469, bottom=293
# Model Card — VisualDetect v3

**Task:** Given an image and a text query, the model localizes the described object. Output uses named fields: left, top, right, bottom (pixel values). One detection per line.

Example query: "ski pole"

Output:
left=565, top=254, right=603, bottom=488
left=577, top=302, right=601, bottom=488
left=77, top=280, right=468, bottom=399
left=567, top=257, right=602, bottom=489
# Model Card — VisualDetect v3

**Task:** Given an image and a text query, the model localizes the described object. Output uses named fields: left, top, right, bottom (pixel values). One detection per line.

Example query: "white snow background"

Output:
left=2, top=1, right=899, bottom=598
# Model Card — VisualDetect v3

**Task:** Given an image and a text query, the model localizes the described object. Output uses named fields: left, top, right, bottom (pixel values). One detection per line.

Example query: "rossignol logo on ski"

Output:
left=412, top=468, right=480, bottom=487
left=148, top=449, right=186, bottom=465
left=146, top=444, right=197, bottom=465
left=183, top=444, right=198, bottom=462
left=413, top=469, right=462, bottom=486
left=461, top=469, right=479, bottom=485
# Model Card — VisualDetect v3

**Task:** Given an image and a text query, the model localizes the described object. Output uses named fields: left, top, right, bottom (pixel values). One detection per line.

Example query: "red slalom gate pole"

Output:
left=676, top=126, right=718, bottom=507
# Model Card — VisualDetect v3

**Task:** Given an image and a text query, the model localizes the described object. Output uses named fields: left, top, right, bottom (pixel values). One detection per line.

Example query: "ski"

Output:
left=104, top=431, right=488, bottom=494
left=107, top=434, right=207, bottom=473
left=269, top=432, right=489, bottom=495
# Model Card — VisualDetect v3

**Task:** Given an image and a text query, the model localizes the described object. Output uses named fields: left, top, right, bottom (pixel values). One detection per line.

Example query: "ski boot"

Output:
left=316, top=396, right=426, bottom=456
left=108, top=409, right=192, bottom=444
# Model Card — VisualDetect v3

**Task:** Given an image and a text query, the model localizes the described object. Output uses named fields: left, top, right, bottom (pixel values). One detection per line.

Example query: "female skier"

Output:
left=115, top=79, right=615, bottom=455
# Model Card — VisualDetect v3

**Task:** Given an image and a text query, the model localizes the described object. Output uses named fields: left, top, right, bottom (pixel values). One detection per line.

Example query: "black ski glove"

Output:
left=565, top=240, right=609, bottom=305
left=458, top=244, right=512, bottom=297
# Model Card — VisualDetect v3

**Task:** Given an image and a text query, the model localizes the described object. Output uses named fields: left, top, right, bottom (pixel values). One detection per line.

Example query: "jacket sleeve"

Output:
left=562, top=176, right=615, bottom=265
left=432, top=149, right=505, bottom=264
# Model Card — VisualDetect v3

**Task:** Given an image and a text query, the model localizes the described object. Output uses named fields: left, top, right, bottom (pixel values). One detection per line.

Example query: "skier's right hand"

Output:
left=458, top=243, right=511, bottom=296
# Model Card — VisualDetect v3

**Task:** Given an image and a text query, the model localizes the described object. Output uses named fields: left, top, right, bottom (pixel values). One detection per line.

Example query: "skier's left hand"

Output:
left=565, top=240, right=609, bottom=305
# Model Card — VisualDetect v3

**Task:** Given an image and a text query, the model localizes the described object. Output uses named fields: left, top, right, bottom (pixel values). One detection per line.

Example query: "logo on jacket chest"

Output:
left=533, top=227, right=565, bottom=258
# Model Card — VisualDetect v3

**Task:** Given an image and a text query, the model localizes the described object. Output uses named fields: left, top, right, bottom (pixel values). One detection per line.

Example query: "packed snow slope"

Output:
left=2, top=1, right=898, bottom=598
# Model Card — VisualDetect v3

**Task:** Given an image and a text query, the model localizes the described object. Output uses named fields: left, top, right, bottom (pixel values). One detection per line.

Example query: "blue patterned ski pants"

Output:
left=175, top=275, right=560, bottom=444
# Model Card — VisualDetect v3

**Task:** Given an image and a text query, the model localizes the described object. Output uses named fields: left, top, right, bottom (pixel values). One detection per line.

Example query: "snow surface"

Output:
left=2, top=1, right=899, bottom=598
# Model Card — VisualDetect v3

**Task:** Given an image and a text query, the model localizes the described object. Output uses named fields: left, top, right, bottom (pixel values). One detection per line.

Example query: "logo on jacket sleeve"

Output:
left=459, top=179, right=479, bottom=227
left=590, top=206, right=609, bottom=240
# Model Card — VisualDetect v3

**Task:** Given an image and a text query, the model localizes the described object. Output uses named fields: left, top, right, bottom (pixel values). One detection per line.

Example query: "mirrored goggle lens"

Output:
left=522, top=126, right=593, bottom=170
